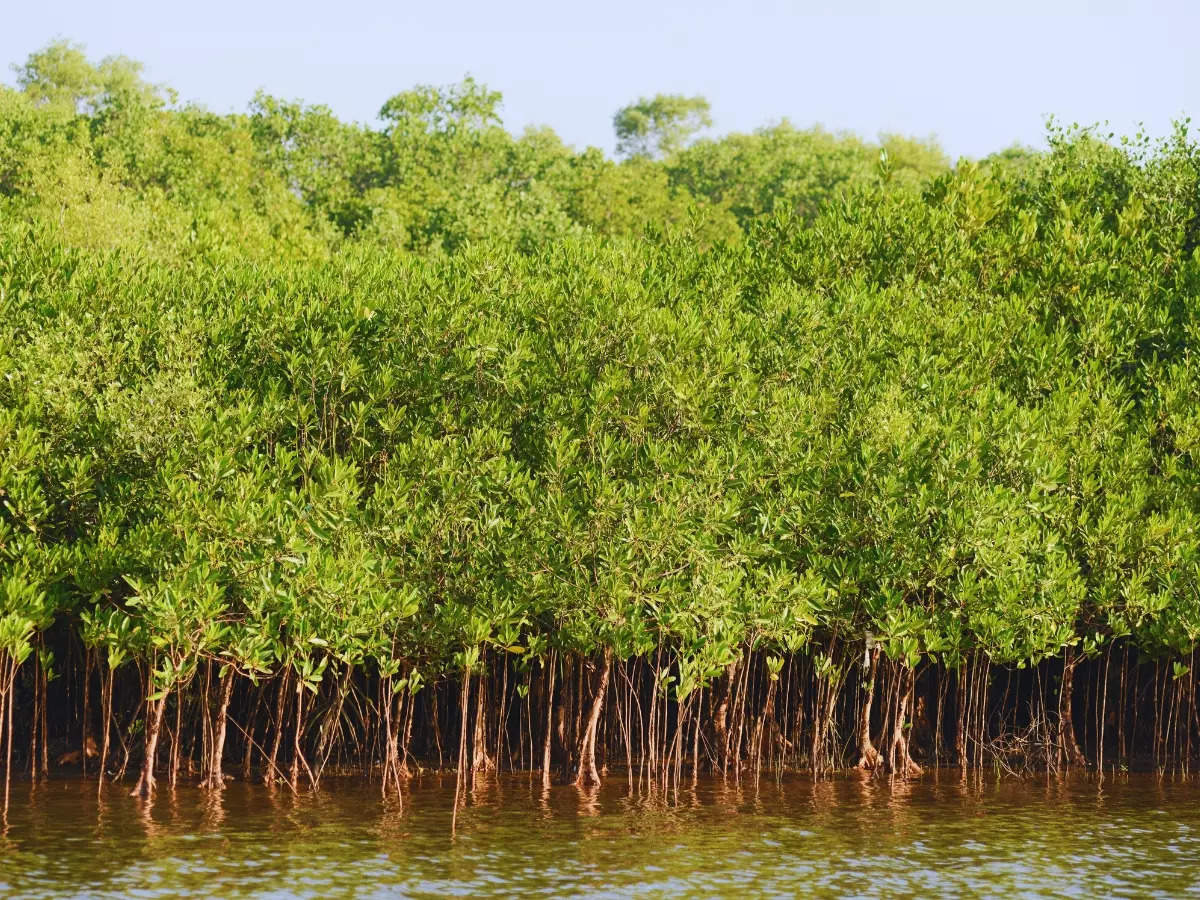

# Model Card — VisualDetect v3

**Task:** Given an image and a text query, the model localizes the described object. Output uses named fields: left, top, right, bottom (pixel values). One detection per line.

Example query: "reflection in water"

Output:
left=0, top=773, right=1198, bottom=898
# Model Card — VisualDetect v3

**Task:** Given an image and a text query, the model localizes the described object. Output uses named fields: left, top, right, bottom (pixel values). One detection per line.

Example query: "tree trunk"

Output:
left=713, top=657, right=739, bottom=773
left=1059, top=647, right=1088, bottom=768
left=242, top=686, right=263, bottom=781
left=541, top=653, right=556, bottom=786
left=472, top=657, right=494, bottom=774
left=752, top=677, right=779, bottom=772
left=98, top=666, right=114, bottom=790
left=889, top=663, right=922, bottom=778
left=856, top=647, right=883, bottom=771
left=573, top=648, right=613, bottom=787
left=265, top=672, right=289, bottom=785
left=202, top=669, right=234, bottom=790
left=131, top=694, right=167, bottom=798
left=452, top=668, right=470, bottom=834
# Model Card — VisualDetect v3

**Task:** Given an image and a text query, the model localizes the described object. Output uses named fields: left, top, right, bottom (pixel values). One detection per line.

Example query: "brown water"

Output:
left=0, top=773, right=1198, bottom=897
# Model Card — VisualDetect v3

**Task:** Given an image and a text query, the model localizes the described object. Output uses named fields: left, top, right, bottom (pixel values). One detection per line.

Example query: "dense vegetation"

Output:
left=1, top=42, right=1198, bottom=804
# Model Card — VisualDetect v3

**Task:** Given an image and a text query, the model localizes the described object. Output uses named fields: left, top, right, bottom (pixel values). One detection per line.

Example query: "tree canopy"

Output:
left=2, top=41, right=1199, bottom=789
left=613, top=93, right=712, bottom=159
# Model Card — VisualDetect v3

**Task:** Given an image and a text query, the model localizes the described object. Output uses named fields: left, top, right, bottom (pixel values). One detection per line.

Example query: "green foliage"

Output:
left=2, top=39, right=1198, bottom=699
left=668, top=122, right=950, bottom=228
left=613, top=93, right=712, bottom=160
left=12, top=39, right=170, bottom=115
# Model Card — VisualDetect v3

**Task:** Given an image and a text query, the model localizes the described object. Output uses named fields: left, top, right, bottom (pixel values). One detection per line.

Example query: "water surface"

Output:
left=1, top=773, right=1198, bottom=897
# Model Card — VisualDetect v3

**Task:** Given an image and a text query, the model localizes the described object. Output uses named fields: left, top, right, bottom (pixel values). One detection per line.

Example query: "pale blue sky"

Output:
left=4, top=0, right=1195, bottom=159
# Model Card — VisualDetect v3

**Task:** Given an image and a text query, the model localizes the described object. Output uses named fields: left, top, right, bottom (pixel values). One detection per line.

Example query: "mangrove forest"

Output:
left=1, top=41, right=1199, bottom=807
